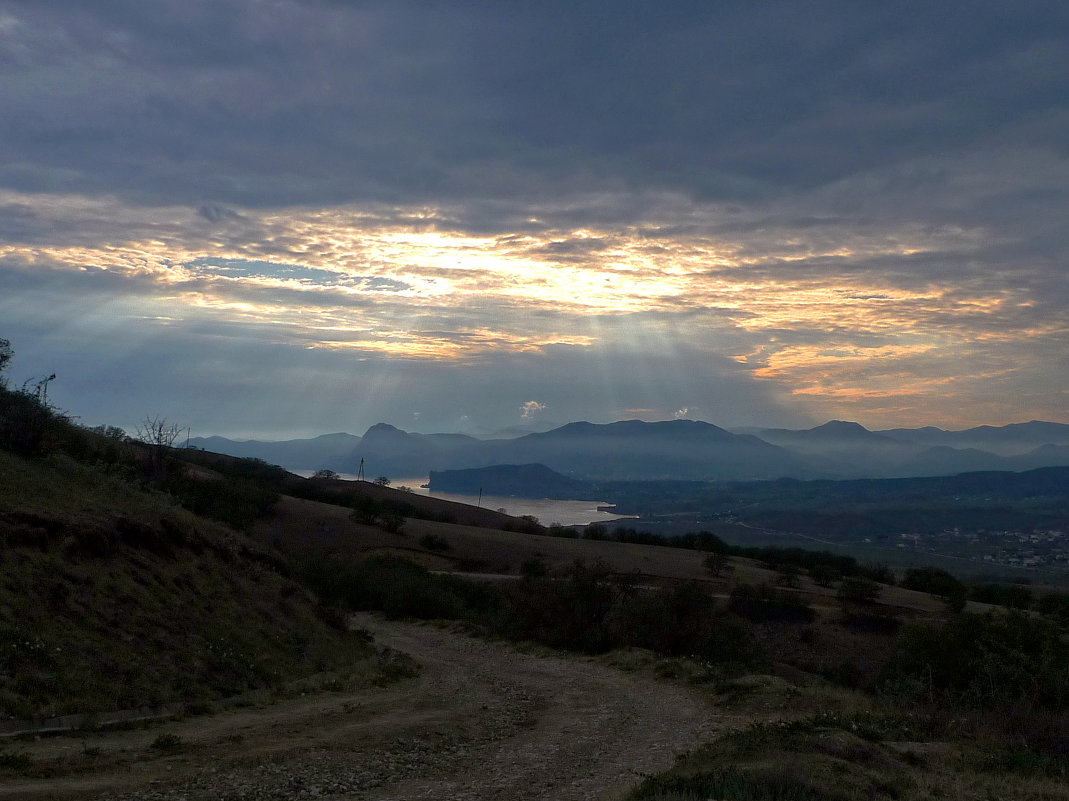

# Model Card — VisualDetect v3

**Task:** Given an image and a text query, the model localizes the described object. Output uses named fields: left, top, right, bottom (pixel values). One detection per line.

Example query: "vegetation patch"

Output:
left=0, top=451, right=381, bottom=720
left=631, top=698, right=1069, bottom=801
left=729, top=583, right=816, bottom=624
left=630, top=767, right=829, bottom=801
left=418, top=533, right=452, bottom=552
left=881, top=610, right=1069, bottom=712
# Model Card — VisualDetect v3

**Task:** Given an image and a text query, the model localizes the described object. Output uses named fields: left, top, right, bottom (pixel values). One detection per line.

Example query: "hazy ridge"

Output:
left=191, top=419, right=1069, bottom=482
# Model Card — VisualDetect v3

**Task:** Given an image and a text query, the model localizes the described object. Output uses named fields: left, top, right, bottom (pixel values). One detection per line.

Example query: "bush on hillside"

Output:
left=0, top=374, right=85, bottom=458
left=728, top=583, right=816, bottom=623
left=419, top=533, right=451, bottom=552
left=969, top=583, right=1034, bottom=610
left=902, top=567, right=963, bottom=596
left=295, top=554, right=497, bottom=621
left=902, top=567, right=967, bottom=611
left=837, top=577, right=882, bottom=607
left=496, top=560, right=619, bottom=652
left=1035, top=591, right=1069, bottom=624
left=160, top=470, right=280, bottom=531
left=609, top=582, right=753, bottom=662
left=882, top=610, right=1069, bottom=712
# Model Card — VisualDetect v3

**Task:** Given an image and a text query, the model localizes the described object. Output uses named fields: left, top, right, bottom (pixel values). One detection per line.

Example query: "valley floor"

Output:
left=4, top=614, right=729, bottom=801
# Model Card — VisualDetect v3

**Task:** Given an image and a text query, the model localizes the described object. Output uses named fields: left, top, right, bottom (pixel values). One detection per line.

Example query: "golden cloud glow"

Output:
left=2, top=189, right=1061, bottom=427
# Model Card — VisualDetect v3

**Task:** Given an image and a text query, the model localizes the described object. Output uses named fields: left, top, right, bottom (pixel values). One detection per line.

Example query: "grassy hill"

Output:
left=0, top=447, right=399, bottom=724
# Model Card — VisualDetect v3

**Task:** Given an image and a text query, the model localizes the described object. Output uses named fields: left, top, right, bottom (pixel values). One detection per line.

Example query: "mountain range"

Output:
left=189, top=419, right=1069, bottom=483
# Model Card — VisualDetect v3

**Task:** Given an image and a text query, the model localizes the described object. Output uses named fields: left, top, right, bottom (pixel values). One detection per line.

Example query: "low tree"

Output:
left=311, top=469, right=339, bottom=480
left=351, top=495, right=382, bottom=525
left=379, top=511, right=405, bottom=535
left=90, top=424, right=129, bottom=473
left=809, top=563, right=840, bottom=588
left=902, top=567, right=967, bottom=613
left=0, top=345, right=65, bottom=455
left=774, top=563, right=802, bottom=588
left=373, top=476, right=391, bottom=486
left=520, top=557, right=548, bottom=580
left=703, top=551, right=730, bottom=577
left=419, top=534, right=451, bottom=552
left=838, top=577, right=881, bottom=607
left=136, top=415, right=183, bottom=477
left=0, top=338, right=12, bottom=385
left=583, top=523, right=608, bottom=540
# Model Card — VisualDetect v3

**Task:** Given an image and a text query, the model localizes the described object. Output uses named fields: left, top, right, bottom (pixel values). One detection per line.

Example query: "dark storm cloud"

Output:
left=2, top=1, right=1067, bottom=433
left=2, top=1, right=1066, bottom=211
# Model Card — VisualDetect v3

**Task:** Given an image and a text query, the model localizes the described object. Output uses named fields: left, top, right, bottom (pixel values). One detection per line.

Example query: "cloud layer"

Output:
left=1, top=1, right=1066, bottom=436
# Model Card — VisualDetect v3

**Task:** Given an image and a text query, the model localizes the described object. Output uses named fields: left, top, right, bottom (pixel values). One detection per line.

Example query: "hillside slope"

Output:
left=0, top=449, right=380, bottom=721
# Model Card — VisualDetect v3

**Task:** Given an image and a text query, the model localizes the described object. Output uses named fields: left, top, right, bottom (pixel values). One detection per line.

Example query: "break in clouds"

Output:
left=0, top=1, right=1066, bottom=437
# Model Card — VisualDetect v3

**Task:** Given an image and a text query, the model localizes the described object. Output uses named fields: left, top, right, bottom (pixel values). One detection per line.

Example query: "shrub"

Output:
left=419, top=534, right=451, bottom=552
left=351, top=495, right=383, bottom=525
left=520, top=557, right=548, bottom=579
left=883, top=610, right=1069, bottom=711
left=1035, top=591, right=1069, bottom=624
left=837, top=577, right=881, bottom=607
left=583, top=523, right=608, bottom=540
left=774, top=564, right=802, bottom=588
left=808, top=562, right=840, bottom=587
left=728, top=583, right=815, bottom=623
left=150, top=733, right=183, bottom=750
left=379, top=512, right=405, bottom=535
left=497, top=561, right=617, bottom=652
left=703, top=551, right=730, bottom=577
left=629, top=767, right=826, bottom=801
left=295, top=555, right=491, bottom=621
left=857, top=562, right=895, bottom=585
left=0, top=338, right=11, bottom=379
left=0, top=380, right=67, bottom=456
left=970, top=583, right=1035, bottom=611
left=0, top=750, right=32, bottom=770
left=161, top=471, right=279, bottom=530
left=612, top=582, right=754, bottom=663
left=902, top=567, right=966, bottom=611
left=547, top=523, right=579, bottom=538
left=840, top=611, right=901, bottom=634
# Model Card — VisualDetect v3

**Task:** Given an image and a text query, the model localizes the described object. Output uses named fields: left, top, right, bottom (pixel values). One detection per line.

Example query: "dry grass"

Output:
left=0, top=450, right=385, bottom=722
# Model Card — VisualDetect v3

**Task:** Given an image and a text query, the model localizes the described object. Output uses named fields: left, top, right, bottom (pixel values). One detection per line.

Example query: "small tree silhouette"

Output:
left=137, top=415, right=183, bottom=477
left=0, top=338, right=12, bottom=383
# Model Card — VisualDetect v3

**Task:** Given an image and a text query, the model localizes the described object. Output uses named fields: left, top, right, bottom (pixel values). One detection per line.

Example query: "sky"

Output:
left=1, top=0, right=1067, bottom=439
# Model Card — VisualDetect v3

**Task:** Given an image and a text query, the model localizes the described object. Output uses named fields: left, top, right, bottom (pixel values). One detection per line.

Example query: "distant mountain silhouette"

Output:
left=188, top=432, right=361, bottom=471
left=876, top=421, right=1069, bottom=456
left=1004, top=444, right=1069, bottom=472
left=429, top=463, right=591, bottom=497
left=760, top=420, right=895, bottom=444
left=894, top=446, right=1009, bottom=477
left=191, top=419, right=1069, bottom=482
left=352, top=423, right=484, bottom=476
left=350, top=419, right=813, bottom=481
left=752, top=420, right=910, bottom=478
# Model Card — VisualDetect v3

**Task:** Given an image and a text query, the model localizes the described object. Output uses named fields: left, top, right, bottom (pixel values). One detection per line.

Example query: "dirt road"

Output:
left=5, top=615, right=725, bottom=800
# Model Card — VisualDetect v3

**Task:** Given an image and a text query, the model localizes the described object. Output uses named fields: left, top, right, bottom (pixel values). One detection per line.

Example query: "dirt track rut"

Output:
left=6, top=615, right=725, bottom=800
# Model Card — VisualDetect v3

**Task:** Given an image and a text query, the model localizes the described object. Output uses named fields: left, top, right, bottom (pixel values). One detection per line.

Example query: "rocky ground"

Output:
left=5, top=614, right=728, bottom=800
